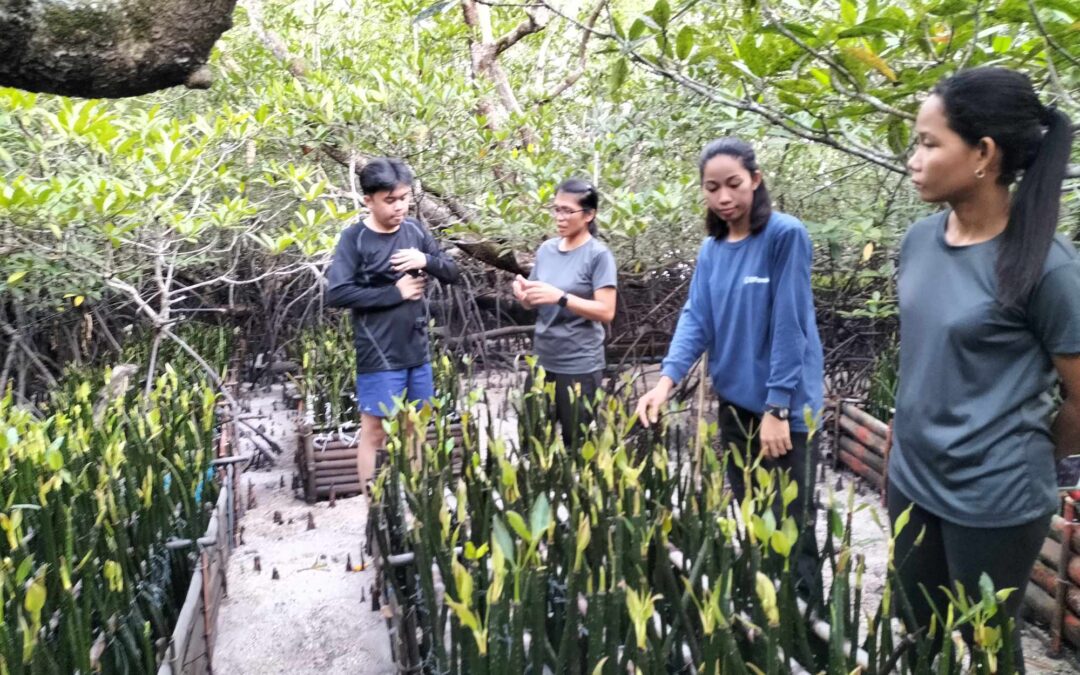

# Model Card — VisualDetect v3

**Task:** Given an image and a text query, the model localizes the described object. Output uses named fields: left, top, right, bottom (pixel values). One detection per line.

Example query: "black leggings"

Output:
left=525, top=369, right=603, bottom=450
left=887, top=481, right=1051, bottom=669
left=719, top=403, right=822, bottom=607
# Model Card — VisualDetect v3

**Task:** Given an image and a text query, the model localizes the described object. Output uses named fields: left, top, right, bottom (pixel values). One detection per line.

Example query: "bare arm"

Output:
left=566, top=286, right=616, bottom=323
left=521, top=281, right=616, bottom=322
left=1053, top=354, right=1080, bottom=461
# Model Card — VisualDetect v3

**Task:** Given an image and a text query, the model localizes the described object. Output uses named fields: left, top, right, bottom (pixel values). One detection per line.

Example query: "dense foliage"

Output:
left=1, top=0, right=1075, bottom=396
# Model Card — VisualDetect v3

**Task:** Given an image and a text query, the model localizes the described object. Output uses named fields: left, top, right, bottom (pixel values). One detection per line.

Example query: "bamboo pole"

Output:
left=315, top=482, right=362, bottom=497
left=1024, top=583, right=1080, bottom=648
left=837, top=415, right=889, bottom=456
left=1038, top=538, right=1080, bottom=587
left=312, top=457, right=362, bottom=471
left=1030, top=562, right=1080, bottom=618
left=840, top=402, right=890, bottom=438
left=837, top=448, right=884, bottom=489
left=837, top=436, right=885, bottom=474
left=1049, top=514, right=1080, bottom=555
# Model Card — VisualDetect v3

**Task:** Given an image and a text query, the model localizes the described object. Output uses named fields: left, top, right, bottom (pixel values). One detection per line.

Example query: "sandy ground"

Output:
left=211, top=376, right=1079, bottom=674
left=213, top=385, right=395, bottom=675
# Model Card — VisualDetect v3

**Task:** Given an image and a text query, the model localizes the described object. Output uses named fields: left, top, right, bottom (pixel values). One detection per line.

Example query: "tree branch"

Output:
left=242, top=0, right=308, bottom=77
left=628, top=52, right=905, bottom=173
left=532, top=0, right=605, bottom=106
left=0, top=318, right=58, bottom=388
left=757, top=0, right=914, bottom=121
left=1027, top=0, right=1080, bottom=70
left=493, top=7, right=547, bottom=55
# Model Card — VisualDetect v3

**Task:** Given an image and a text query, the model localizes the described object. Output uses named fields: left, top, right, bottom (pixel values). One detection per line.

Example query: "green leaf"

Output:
left=492, top=518, right=516, bottom=563
left=15, top=557, right=33, bottom=585
left=809, top=68, right=831, bottom=87
left=675, top=26, right=695, bottom=60
left=611, top=16, right=625, bottom=38
left=838, top=17, right=907, bottom=38
left=24, top=577, right=45, bottom=617
left=830, top=508, right=845, bottom=538
left=1037, top=0, right=1079, bottom=18
left=841, top=0, right=858, bottom=25
left=651, top=0, right=671, bottom=28
left=892, top=503, right=912, bottom=537
left=529, top=493, right=551, bottom=540
left=6, top=270, right=26, bottom=285
left=44, top=446, right=63, bottom=471
left=761, top=22, right=818, bottom=40
left=575, top=514, right=591, bottom=558
left=992, top=35, right=1013, bottom=54
left=737, top=35, right=766, bottom=76
left=506, top=510, right=531, bottom=542
left=770, top=530, right=792, bottom=557
left=887, top=118, right=910, bottom=155
left=775, top=78, right=821, bottom=95
left=782, top=479, right=799, bottom=508
left=608, top=58, right=630, bottom=95
left=928, top=0, right=970, bottom=15
left=778, top=91, right=805, bottom=109
left=782, top=516, right=798, bottom=546
left=979, top=572, right=997, bottom=612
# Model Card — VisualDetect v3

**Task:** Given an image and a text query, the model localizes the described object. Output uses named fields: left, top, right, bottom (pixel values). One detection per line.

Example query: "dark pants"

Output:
left=887, top=481, right=1051, bottom=670
left=719, top=403, right=822, bottom=608
left=526, top=370, right=602, bottom=449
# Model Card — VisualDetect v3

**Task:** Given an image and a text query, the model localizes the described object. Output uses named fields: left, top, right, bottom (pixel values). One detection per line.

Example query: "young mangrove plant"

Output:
left=0, top=363, right=222, bottom=674
left=372, top=369, right=1016, bottom=674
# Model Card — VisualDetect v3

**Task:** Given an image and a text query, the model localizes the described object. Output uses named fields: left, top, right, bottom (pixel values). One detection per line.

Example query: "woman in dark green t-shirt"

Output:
left=890, top=67, right=1080, bottom=667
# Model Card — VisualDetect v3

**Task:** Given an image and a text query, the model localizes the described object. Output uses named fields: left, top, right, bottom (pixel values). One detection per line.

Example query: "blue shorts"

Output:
left=355, top=362, right=435, bottom=418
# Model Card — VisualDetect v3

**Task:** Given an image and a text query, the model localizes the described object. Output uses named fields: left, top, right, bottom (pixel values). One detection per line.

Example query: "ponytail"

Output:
left=933, top=67, right=1073, bottom=308
left=998, top=105, right=1072, bottom=307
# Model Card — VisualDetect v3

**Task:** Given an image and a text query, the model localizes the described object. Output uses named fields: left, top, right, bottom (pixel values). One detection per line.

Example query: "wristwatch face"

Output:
left=558, top=294, right=568, bottom=307
left=768, top=407, right=790, bottom=420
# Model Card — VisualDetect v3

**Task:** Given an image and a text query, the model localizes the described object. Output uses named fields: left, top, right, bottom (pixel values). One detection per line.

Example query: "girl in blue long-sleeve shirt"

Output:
left=637, top=137, right=824, bottom=603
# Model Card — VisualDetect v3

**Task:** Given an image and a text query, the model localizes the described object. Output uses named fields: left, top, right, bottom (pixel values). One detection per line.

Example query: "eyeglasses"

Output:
left=548, top=206, right=587, bottom=217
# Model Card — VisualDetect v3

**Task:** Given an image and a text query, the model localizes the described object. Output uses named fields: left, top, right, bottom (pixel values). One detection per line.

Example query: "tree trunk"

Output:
left=0, top=0, right=238, bottom=98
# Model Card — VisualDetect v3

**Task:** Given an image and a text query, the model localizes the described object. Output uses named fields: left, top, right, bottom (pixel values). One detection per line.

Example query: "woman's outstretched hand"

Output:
left=636, top=377, right=674, bottom=428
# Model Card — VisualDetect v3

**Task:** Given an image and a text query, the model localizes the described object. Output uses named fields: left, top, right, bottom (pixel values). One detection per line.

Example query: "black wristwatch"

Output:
left=557, top=293, right=569, bottom=308
left=764, top=405, right=790, bottom=421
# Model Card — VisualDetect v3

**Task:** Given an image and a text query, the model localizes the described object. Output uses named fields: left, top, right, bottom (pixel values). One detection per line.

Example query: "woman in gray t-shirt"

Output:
left=513, top=179, right=618, bottom=448
left=890, top=67, right=1080, bottom=667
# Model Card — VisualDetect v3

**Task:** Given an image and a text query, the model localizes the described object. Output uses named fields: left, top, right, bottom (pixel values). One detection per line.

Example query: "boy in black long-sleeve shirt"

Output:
left=325, top=158, right=459, bottom=488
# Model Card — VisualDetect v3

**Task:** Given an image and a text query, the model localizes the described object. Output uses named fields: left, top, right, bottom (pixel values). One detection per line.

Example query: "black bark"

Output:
left=0, top=0, right=238, bottom=98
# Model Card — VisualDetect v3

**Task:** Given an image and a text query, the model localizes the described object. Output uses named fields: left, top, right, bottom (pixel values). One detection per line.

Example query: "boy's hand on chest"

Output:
left=390, top=248, right=426, bottom=274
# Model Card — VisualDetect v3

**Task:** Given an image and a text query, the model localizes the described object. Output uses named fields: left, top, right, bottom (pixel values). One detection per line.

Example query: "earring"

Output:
left=975, top=168, right=986, bottom=179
